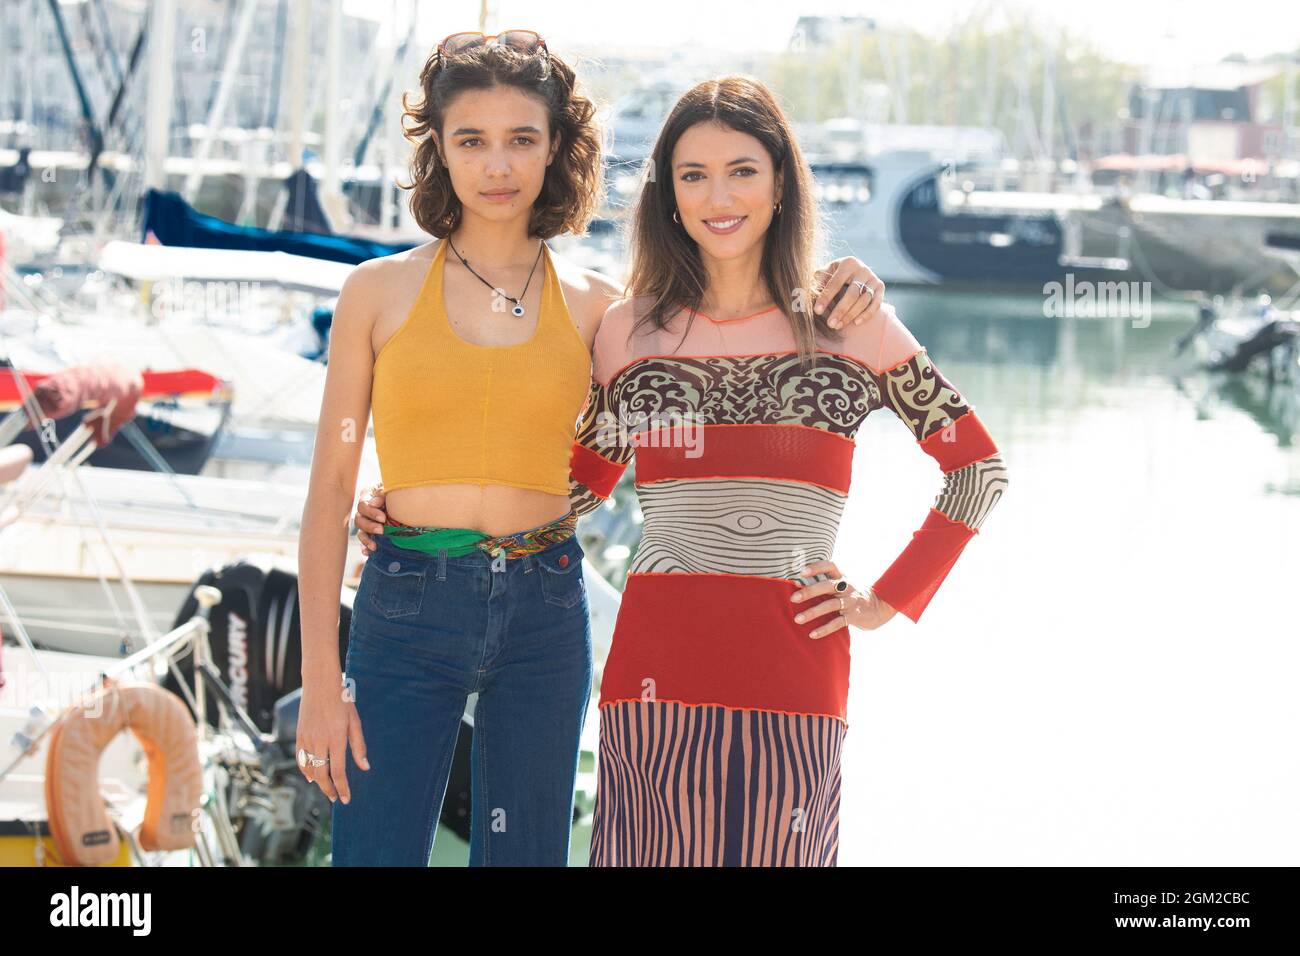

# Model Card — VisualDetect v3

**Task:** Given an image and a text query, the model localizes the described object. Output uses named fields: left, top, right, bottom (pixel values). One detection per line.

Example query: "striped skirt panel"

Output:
left=589, top=700, right=846, bottom=867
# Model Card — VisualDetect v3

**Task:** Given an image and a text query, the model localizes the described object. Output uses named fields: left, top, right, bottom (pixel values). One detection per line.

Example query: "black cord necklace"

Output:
left=446, top=237, right=545, bottom=317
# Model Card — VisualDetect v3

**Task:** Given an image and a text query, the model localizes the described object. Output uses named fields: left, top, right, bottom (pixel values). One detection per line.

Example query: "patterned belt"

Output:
left=385, top=510, right=578, bottom=560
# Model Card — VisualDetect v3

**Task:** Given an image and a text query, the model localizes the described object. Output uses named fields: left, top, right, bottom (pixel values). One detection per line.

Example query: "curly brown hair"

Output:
left=397, top=42, right=604, bottom=239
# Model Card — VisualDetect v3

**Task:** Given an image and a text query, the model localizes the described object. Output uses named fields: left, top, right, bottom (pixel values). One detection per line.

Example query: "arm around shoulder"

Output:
left=573, top=268, right=629, bottom=350
left=567, top=296, right=638, bottom=517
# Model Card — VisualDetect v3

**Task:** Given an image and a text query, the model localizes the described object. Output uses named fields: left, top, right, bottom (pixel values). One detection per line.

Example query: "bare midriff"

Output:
left=384, top=484, right=572, bottom=537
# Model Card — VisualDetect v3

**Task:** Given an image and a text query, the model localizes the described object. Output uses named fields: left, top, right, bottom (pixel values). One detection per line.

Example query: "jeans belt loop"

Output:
left=436, top=547, right=448, bottom=581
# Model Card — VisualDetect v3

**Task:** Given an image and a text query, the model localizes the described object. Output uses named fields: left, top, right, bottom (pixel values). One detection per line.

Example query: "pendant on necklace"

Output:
left=511, top=303, right=525, bottom=317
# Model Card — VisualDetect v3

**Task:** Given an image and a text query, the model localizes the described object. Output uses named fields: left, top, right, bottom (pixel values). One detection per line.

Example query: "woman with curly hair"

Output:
left=307, top=33, right=889, bottom=867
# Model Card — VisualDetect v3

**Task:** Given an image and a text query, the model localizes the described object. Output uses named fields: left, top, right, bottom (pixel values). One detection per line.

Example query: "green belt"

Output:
left=382, top=525, right=488, bottom=557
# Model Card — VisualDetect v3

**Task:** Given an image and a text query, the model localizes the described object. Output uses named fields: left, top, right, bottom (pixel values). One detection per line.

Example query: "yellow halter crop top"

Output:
left=370, top=238, right=592, bottom=497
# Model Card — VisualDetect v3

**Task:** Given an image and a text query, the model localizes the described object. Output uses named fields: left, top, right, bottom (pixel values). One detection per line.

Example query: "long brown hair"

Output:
left=398, top=42, right=604, bottom=239
left=627, top=75, right=838, bottom=362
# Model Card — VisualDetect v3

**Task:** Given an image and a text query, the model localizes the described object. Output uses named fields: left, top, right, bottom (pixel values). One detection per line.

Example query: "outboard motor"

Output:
left=165, top=557, right=476, bottom=863
left=162, top=557, right=351, bottom=864
left=164, top=556, right=348, bottom=733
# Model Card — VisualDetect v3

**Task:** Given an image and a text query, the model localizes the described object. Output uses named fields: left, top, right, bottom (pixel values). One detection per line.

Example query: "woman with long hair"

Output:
left=567, top=75, right=1010, bottom=866
left=304, top=35, right=888, bottom=867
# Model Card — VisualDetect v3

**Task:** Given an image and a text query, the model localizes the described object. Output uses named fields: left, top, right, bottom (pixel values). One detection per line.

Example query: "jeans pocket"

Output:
left=364, top=555, right=427, bottom=619
left=537, top=543, right=585, bottom=609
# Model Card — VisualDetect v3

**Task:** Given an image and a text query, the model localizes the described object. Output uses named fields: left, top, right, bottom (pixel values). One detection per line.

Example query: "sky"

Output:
left=347, top=0, right=1300, bottom=68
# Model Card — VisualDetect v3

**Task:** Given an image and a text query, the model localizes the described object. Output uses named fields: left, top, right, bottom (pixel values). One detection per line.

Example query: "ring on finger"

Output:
left=297, top=747, right=329, bottom=769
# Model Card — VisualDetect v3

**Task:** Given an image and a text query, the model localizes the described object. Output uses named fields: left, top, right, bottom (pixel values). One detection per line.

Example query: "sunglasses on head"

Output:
left=437, top=30, right=547, bottom=60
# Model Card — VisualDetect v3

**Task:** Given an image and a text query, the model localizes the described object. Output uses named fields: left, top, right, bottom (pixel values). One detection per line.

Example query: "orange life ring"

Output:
left=44, top=678, right=203, bottom=866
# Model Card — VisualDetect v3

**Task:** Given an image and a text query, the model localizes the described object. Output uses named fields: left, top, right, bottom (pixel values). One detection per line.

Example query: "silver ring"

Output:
left=834, top=579, right=848, bottom=592
left=838, top=595, right=846, bottom=612
left=853, top=280, right=867, bottom=293
left=297, top=748, right=328, bottom=769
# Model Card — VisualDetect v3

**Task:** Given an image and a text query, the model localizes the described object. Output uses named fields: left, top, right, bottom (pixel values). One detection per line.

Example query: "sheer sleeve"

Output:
left=568, top=301, right=636, bottom=517
left=853, top=303, right=1009, bottom=623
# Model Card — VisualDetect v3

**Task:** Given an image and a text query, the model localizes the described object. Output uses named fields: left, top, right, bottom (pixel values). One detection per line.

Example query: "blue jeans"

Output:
left=330, top=531, right=591, bottom=866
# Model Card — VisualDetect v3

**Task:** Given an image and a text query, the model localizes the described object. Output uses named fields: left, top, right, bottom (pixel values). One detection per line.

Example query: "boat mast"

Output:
left=319, top=0, right=345, bottom=229
left=378, top=0, right=417, bottom=232
left=267, top=0, right=311, bottom=232
left=144, top=0, right=177, bottom=192
left=183, top=0, right=259, bottom=203
left=284, top=0, right=310, bottom=179
left=1284, top=54, right=1296, bottom=173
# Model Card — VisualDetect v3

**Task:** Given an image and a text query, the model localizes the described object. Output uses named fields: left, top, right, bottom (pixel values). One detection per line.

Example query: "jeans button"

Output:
left=388, top=561, right=401, bottom=572
left=558, top=554, right=569, bottom=568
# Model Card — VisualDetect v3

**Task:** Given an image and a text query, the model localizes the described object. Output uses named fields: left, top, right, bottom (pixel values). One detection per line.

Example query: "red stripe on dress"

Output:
left=632, top=423, right=853, bottom=493
left=569, top=440, right=625, bottom=497
left=870, top=506, right=976, bottom=623
left=598, top=573, right=851, bottom=722
left=921, top=407, right=999, bottom=472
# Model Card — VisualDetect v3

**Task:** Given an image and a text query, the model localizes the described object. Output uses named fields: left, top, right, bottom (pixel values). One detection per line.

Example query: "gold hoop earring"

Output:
left=672, top=209, right=681, bottom=224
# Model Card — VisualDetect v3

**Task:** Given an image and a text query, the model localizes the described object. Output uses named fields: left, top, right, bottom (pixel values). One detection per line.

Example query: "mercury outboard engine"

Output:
left=165, top=557, right=346, bottom=734
left=164, top=557, right=349, bottom=864
left=166, top=556, right=475, bottom=863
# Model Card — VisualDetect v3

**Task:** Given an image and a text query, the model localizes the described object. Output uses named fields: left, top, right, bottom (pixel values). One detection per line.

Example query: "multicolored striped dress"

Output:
left=568, top=298, right=1008, bottom=866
